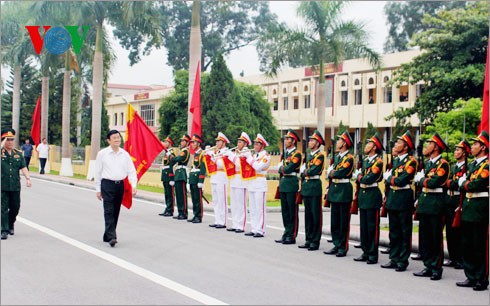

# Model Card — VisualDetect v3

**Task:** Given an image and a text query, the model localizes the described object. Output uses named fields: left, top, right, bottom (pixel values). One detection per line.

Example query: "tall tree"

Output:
left=256, top=1, right=380, bottom=140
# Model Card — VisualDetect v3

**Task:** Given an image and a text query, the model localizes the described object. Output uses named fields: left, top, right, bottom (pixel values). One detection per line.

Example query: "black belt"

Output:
left=102, top=178, right=123, bottom=184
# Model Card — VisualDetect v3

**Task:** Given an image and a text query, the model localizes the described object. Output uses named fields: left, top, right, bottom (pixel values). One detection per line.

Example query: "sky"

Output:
left=108, top=1, right=388, bottom=87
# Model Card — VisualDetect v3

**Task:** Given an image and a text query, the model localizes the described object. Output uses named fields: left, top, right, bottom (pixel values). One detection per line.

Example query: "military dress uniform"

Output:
left=278, top=129, right=302, bottom=244
left=383, top=130, right=417, bottom=271
left=355, top=133, right=384, bottom=264
left=172, top=134, right=191, bottom=220
left=457, top=131, right=489, bottom=290
left=413, top=133, right=450, bottom=280
left=300, top=130, right=325, bottom=250
left=443, top=139, right=470, bottom=269
left=1, top=131, right=27, bottom=238
left=188, top=134, right=206, bottom=223
left=160, top=136, right=176, bottom=216
left=326, top=131, right=354, bottom=257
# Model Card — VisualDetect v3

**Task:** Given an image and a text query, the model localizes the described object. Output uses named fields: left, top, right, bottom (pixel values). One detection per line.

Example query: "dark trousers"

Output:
left=303, top=195, right=322, bottom=247
left=331, top=202, right=351, bottom=253
left=280, top=192, right=298, bottom=240
left=419, top=214, right=444, bottom=273
left=101, top=179, right=124, bottom=242
left=387, top=209, right=413, bottom=268
left=39, top=158, right=47, bottom=174
left=1, top=191, right=20, bottom=233
left=360, top=208, right=380, bottom=261
left=461, top=221, right=489, bottom=285
left=163, top=181, right=174, bottom=214
left=444, top=210, right=462, bottom=264
left=24, top=157, right=31, bottom=170
left=175, top=181, right=188, bottom=217
left=190, top=184, right=203, bottom=220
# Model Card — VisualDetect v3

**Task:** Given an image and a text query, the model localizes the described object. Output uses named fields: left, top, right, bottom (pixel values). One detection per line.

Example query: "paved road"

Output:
left=1, top=178, right=488, bottom=305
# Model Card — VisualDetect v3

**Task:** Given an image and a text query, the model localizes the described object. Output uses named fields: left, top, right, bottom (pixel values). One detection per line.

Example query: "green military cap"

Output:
left=309, top=130, right=325, bottom=146
left=426, top=132, right=448, bottom=151
left=337, top=131, right=353, bottom=148
left=367, top=132, right=384, bottom=151
left=397, top=130, right=414, bottom=151
left=455, top=139, right=471, bottom=155
left=471, top=130, right=489, bottom=148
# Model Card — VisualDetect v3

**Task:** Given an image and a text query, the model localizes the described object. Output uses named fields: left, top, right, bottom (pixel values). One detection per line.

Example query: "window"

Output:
left=304, top=85, right=309, bottom=92
left=273, top=89, right=277, bottom=95
left=283, top=97, right=289, bottom=110
left=114, top=113, right=118, bottom=126
left=294, top=98, right=299, bottom=109
left=273, top=99, right=278, bottom=111
left=368, top=89, right=375, bottom=104
left=304, top=95, right=311, bottom=108
left=354, top=89, right=362, bottom=105
left=416, top=84, right=425, bottom=99
left=341, top=80, right=346, bottom=87
left=293, top=87, right=298, bottom=93
left=341, top=91, right=348, bottom=106
left=283, top=88, right=287, bottom=94
left=120, top=112, right=124, bottom=124
left=368, top=78, right=374, bottom=85
left=354, top=79, right=360, bottom=86
left=140, top=104, right=155, bottom=126
left=384, top=87, right=392, bottom=103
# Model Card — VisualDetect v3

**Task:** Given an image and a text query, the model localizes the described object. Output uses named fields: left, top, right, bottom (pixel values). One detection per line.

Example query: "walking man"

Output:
left=21, top=139, right=33, bottom=170
left=36, top=138, right=49, bottom=174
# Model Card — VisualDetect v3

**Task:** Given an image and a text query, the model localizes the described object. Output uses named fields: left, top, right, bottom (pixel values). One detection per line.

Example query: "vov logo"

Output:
left=25, top=26, right=90, bottom=55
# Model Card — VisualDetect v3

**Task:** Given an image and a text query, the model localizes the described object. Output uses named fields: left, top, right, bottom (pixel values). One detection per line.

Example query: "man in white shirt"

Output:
left=95, top=130, right=137, bottom=247
left=36, top=138, right=50, bottom=174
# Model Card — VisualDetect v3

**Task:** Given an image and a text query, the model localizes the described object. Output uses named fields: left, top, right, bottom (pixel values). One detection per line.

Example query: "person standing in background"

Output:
left=36, top=138, right=49, bottom=174
left=21, top=139, right=33, bottom=170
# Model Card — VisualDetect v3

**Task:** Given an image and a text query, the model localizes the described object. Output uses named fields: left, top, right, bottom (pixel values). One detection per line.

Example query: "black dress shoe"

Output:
left=177, top=215, right=187, bottom=220
left=163, top=212, right=173, bottom=217
left=275, top=238, right=284, bottom=243
left=298, top=244, right=310, bottom=249
left=413, top=268, right=431, bottom=277
left=380, top=262, right=397, bottom=269
left=282, top=239, right=296, bottom=245
left=456, top=279, right=476, bottom=287
left=215, top=225, right=226, bottom=229
left=380, top=248, right=391, bottom=254
left=244, top=232, right=255, bottom=236
left=395, top=265, right=406, bottom=272
left=454, top=262, right=464, bottom=270
left=353, top=244, right=362, bottom=248
left=158, top=212, right=166, bottom=216
left=443, top=260, right=455, bottom=267
left=308, top=245, right=319, bottom=251
left=323, top=247, right=338, bottom=255
left=473, top=282, right=488, bottom=291
left=430, top=272, right=442, bottom=281
left=366, top=259, right=378, bottom=265
left=253, top=233, right=264, bottom=238
left=336, top=252, right=346, bottom=257
left=235, top=229, right=244, bottom=233
left=192, top=219, right=202, bottom=223
left=354, top=256, right=367, bottom=262
left=209, top=224, right=217, bottom=227
left=327, top=238, right=333, bottom=243
left=1, top=232, right=8, bottom=240
left=109, top=239, right=117, bottom=247
left=187, top=218, right=195, bottom=222
left=8, top=229, right=14, bottom=235
left=411, top=253, right=423, bottom=260
left=227, top=228, right=236, bottom=232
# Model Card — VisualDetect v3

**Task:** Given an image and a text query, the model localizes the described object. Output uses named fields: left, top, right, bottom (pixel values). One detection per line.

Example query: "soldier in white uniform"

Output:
left=243, top=134, right=271, bottom=237
left=225, top=132, right=252, bottom=233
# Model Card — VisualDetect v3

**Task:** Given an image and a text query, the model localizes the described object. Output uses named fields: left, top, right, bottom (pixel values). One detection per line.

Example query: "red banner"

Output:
left=479, top=40, right=489, bottom=134
left=189, top=61, right=201, bottom=154
left=240, top=157, right=256, bottom=180
left=204, top=154, right=217, bottom=176
left=223, top=156, right=236, bottom=177
left=30, top=96, right=41, bottom=145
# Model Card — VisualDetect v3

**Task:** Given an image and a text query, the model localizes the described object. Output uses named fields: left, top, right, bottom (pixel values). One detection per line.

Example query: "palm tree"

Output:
left=187, top=0, right=202, bottom=134
left=257, top=1, right=381, bottom=139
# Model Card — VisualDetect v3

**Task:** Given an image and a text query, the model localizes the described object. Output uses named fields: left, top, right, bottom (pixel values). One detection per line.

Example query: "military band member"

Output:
left=298, top=130, right=325, bottom=250
left=275, top=129, right=302, bottom=245
left=159, top=136, right=176, bottom=217
left=1, top=129, right=31, bottom=240
left=324, top=131, right=354, bottom=257
left=381, top=130, right=417, bottom=272
left=172, top=134, right=191, bottom=220
left=188, top=134, right=206, bottom=223
left=207, top=132, right=230, bottom=229
left=352, top=132, right=384, bottom=264
left=443, top=139, right=470, bottom=269
left=413, top=132, right=450, bottom=281
left=226, top=132, right=252, bottom=233
left=243, top=134, right=271, bottom=237
left=456, top=130, right=489, bottom=291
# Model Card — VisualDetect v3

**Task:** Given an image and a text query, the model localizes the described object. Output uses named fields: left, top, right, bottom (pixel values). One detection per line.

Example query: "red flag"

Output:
left=479, top=40, right=489, bottom=134
left=30, top=96, right=41, bottom=145
left=222, top=156, right=236, bottom=177
left=121, top=104, right=165, bottom=209
left=189, top=61, right=201, bottom=154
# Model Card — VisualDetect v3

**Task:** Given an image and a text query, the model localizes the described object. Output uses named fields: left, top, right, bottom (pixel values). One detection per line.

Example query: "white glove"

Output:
left=243, top=151, right=252, bottom=159
left=186, top=184, right=191, bottom=193
left=383, top=169, right=392, bottom=181
left=169, top=181, right=175, bottom=186
left=326, top=165, right=334, bottom=178
left=300, top=163, right=306, bottom=174
left=458, top=174, right=467, bottom=187
left=277, top=161, right=283, bottom=168
left=414, top=171, right=425, bottom=183
left=352, top=169, right=362, bottom=180
left=166, top=150, right=172, bottom=157
left=197, top=183, right=203, bottom=189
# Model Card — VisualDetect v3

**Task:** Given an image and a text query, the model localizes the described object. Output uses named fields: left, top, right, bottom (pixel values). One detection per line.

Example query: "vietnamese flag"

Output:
left=30, top=96, right=41, bottom=145
left=479, top=40, right=489, bottom=134
left=121, top=103, right=165, bottom=209
left=189, top=61, right=201, bottom=154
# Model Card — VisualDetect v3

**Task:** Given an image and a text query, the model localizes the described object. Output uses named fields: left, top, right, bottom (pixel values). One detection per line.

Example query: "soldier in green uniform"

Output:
left=456, top=130, right=489, bottom=291
left=324, top=131, right=354, bottom=257
left=352, top=132, right=384, bottom=264
left=298, top=130, right=325, bottom=251
left=413, top=132, right=450, bottom=281
left=1, top=129, right=32, bottom=240
left=443, top=139, right=470, bottom=269
left=188, top=134, right=206, bottom=223
left=381, top=130, right=417, bottom=272
left=275, top=129, right=303, bottom=245
left=159, top=136, right=176, bottom=217
left=172, top=134, right=191, bottom=220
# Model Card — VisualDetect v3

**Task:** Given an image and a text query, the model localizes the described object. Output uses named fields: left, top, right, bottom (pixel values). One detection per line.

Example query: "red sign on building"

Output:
left=305, top=63, right=343, bottom=76
left=134, top=92, right=149, bottom=100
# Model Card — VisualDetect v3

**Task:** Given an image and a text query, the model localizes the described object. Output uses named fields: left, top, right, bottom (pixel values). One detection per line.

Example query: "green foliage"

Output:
left=362, top=122, right=378, bottom=144
left=337, top=121, right=348, bottom=135
left=388, top=2, right=488, bottom=124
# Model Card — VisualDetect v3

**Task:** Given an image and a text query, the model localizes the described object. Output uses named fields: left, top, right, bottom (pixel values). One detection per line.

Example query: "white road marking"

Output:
left=17, top=216, right=227, bottom=305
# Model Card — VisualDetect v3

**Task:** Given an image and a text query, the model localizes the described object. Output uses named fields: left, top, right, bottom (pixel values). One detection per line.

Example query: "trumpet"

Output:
left=237, top=147, right=255, bottom=157
left=203, top=145, right=217, bottom=152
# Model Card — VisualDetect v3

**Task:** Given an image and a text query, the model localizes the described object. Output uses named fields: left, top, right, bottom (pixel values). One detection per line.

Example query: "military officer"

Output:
left=298, top=130, right=325, bottom=250
left=381, top=130, right=417, bottom=272
left=159, top=136, right=176, bottom=217
left=443, top=139, right=470, bottom=269
left=413, top=132, right=450, bottom=281
left=456, top=130, right=489, bottom=291
left=275, top=129, right=302, bottom=245
left=324, top=131, right=354, bottom=257
left=1, top=129, right=32, bottom=240
left=226, top=132, right=252, bottom=233
left=188, top=134, right=206, bottom=223
left=352, top=132, right=384, bottom=264
left=172, top=134, right=191, bottom=220
left=243, top=134, right=271, bottom=237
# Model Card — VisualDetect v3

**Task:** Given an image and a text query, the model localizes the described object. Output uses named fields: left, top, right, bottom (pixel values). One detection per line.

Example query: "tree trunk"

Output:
left=316, top=59, right=326, bottom=143
left=60, top=54, right=74, bottom=177
left=41, top=76, right=49, bottom=142
left=12, top=65, right=21, bottom=147
left=187, top=0, right=202, bottom=134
